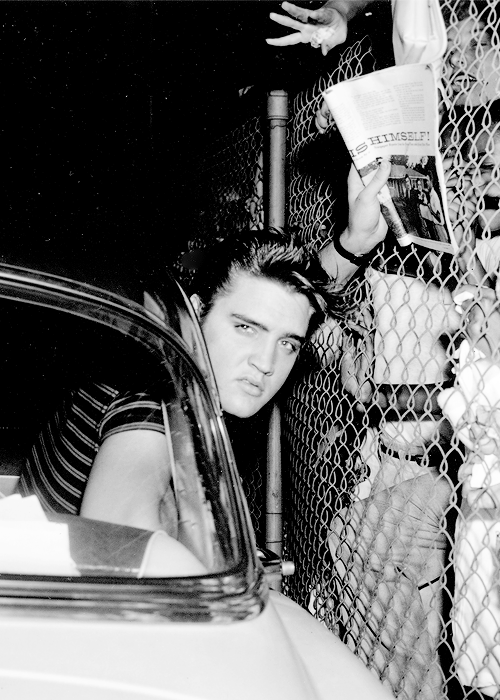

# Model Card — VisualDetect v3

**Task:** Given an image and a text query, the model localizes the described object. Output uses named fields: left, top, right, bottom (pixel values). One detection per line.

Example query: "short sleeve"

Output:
left=99, top=389, right=164, bottom=442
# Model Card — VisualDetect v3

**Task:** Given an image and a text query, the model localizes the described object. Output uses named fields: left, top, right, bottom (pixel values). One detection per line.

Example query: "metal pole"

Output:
left=266, top=403, right=282, bottom=559
left=266, top=89, right=288, bottom=230
left=265, top=91, right=287, bottom=590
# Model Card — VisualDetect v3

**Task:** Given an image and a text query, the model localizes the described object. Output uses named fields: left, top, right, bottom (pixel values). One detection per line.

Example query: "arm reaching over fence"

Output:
left=319, top=160, right=390, bottom=287
left=266, top=1, right=377, bottom=55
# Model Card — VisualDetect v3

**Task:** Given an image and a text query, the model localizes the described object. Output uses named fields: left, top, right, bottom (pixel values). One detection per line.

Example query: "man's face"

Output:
left=472, top=128, right=500, bottom=233
left=445, top=18, right=500, bottom=107
left=201, top=273, right=314, bottom=418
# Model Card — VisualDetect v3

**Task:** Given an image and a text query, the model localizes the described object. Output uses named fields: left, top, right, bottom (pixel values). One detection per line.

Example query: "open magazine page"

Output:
left=323, top=63, right=456, bottom=254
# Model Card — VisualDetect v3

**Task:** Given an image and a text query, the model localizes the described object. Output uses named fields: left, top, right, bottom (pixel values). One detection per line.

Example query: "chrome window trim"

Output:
left=0, top=566, right=268, bottom=624
left=0, top=272, right=264, bottom=623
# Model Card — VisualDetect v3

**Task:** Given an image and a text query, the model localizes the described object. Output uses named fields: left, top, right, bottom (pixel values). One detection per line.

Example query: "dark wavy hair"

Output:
left=193, top=230, right=334, bottom=339
left=443, top=0, right=499, bottom=27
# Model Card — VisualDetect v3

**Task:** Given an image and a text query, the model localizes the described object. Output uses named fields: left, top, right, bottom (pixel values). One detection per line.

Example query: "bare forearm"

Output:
left=319, top=229, right=368, bottom=289
left=320, top=160, right=392, bottom=287
left=321, top=0, right=382, bottom=21
left=267, top=0, right=388, bottom=53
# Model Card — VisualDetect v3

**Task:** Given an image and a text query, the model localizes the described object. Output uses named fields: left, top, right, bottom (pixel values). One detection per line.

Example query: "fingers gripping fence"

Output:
left=178, top=2, right=500, bottom=698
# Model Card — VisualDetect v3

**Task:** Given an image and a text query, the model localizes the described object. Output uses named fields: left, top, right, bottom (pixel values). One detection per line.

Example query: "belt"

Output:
left=378, top=440, right=444, bottom=468
left=379, top=441, right=426, bottom=465
left=367, top=383, right=450, bottom=425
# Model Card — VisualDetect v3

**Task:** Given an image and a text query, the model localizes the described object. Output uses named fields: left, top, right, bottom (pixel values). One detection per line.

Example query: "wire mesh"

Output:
left=173, top=108, right=265, bottom=293
left=174, top=99, right=268, bottom=543
left=175, top=2, right=500, bottom=698
left=282, top=2, right=500, bottom=700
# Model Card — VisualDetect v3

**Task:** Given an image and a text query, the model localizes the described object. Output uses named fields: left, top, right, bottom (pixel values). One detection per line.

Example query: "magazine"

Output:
left=323, top=63, right=456, bottom=253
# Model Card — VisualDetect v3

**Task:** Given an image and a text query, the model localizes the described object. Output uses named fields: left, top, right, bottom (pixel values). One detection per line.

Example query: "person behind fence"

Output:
left=268, top=1, right=500, bottom=133
left=321, top=255, right=462, bottom=700
left=338, top=92, right=500, bottom=692
left=463, top=99, right=500, bottom=281
left=266, top=2, right=500, bottom=699
left=19, top=161, right=392, bottom=532
left=376, top=94, right=500, bottom=699
left=436, top=98, right=500, bottom=698
left=438, top=274, right=500, bottom=698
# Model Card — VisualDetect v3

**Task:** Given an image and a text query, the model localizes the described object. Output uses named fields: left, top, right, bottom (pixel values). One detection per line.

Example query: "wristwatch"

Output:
left=333, top=235, right=374, bottom=266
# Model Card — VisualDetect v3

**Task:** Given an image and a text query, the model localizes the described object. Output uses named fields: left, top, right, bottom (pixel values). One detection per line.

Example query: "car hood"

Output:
left=0, top=597, right=314, bottom=700
left=0, top=591, right=392, bottom=700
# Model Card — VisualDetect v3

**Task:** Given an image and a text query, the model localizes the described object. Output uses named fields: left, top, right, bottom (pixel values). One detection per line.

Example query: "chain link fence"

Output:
left=175, top=96, right=269, bottom=543
left=177, top=2, right=500, bottom=698
left=173, top=102, right=265, bottom=292
left=284, top=2, right=500, bottom=700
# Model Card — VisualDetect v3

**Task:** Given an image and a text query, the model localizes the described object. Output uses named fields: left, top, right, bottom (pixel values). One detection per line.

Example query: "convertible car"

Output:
left=0, top=245, right=391, bottom=699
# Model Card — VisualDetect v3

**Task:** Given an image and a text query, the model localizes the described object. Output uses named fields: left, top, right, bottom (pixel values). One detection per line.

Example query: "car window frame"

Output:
left=0, top=268, right=265, bottom=624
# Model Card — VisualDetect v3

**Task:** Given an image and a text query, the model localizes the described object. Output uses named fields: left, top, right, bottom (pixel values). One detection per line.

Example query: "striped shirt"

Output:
left=19, top=382, right=163, bottom=514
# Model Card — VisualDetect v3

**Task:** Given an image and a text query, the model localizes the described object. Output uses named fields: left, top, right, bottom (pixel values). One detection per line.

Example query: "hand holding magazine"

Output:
left=323, top=63, right=457, bottom=253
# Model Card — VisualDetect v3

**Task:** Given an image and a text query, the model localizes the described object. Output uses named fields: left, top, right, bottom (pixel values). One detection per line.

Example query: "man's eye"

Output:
left=281, top=340, right=300, bottom=354
left=235, top=324, right=254, bottom=334
left=471, top=40, right=490, bottom=52
left=480, top=164, right=496, bottom=176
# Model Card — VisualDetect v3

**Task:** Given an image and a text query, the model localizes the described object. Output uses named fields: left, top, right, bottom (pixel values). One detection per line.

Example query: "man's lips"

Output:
left=451, top=72, right=477, bottom=90
left=238, top=377, right=264, bottom=396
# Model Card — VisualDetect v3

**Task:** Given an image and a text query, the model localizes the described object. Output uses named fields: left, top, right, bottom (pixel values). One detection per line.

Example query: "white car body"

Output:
left=0, top=254, right=391, bottom=700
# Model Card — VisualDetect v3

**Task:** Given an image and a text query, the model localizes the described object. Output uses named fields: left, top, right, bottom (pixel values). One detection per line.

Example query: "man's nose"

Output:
left=472, top=168, right=487, bottom=189
left=250, top=343, right=275, bottom=376
left=447, top=48, right=467, bottom=69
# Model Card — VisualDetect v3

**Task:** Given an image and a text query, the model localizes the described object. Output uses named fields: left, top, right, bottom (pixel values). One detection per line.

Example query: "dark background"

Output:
left=2, top=0, right=389, bottom=273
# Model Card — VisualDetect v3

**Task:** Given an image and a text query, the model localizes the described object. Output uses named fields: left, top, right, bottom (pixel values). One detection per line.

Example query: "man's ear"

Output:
left=190, top=294, right=203, bottom=319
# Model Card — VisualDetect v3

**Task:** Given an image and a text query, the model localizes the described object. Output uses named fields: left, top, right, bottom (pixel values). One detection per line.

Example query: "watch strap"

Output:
left=333, top=235, right=374, bottom=266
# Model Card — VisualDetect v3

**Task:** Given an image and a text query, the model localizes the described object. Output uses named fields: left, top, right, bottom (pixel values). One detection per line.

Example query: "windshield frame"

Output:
left=0, top=267, right=265, bottom=624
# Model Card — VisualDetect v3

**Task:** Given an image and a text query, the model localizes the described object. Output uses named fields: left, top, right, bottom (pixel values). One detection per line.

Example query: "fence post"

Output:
left=265, top=89, right=288, bottom=229
left=266, top=403, right=282, bottom=557
left=265, top=91, right=288, bottom=589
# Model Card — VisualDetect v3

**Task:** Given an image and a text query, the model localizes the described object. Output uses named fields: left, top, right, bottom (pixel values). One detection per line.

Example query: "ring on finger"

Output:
left=310, top=26, right=336, bottom=49
left=310, top=31, right=321, bottom=48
